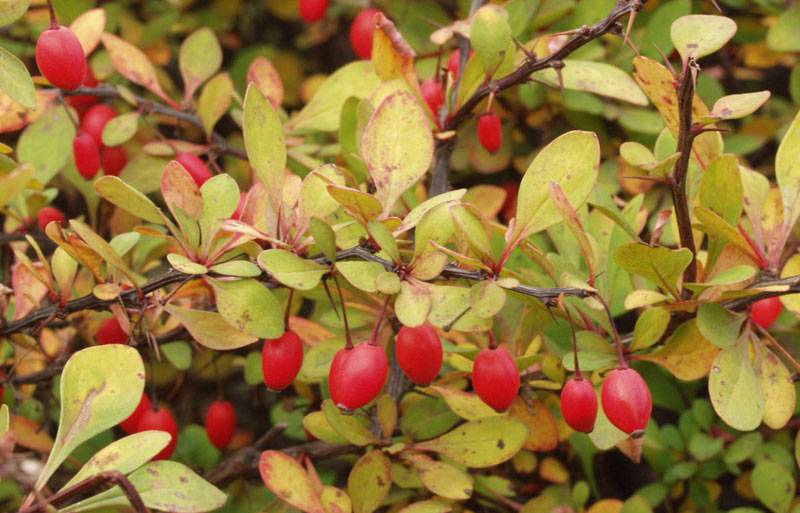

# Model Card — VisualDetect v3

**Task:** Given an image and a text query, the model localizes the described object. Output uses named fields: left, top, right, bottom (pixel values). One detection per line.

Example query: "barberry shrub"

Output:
left=1, top=2, right=799, bottom=513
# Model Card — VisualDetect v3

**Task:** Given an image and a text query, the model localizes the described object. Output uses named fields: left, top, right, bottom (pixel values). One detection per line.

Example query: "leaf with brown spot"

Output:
left=247, top=56, right=284, bottom=108
left=259, top=451, right=325, bottom=513
left=414, top=416, right=527, bottom=468
left=348, top=450, right=392, bottom=513
left=508, top=398, right=559, bottom=452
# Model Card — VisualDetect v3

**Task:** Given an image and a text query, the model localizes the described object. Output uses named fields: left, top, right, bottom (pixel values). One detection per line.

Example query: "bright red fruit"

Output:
left=135, top=406, right=178, bottom=460
left=80, top=104, right=117, bottom=145
left=299, top=0, right=330, bottom=22
left=73, top=132, right=101, bottom=180
left=35, top=26, right=87, bottom=90
left=96, top=317, right=128, bottom=345
left=37, top=207, right=65, bottom=232
left=750, top=296, right=782, bottom=329
left=477, top=112, right=502, bottom=153
left=101, top=146, right=128, bottom=176
left=120, top=393, right=151, bottom=433
left=601, top=367, right=652, bottom=436
left=261, top=330, right=304, bottom=391
left=205, top=400, right=236, bottom=449
left=67, top=68, right=99, bottom=115
left=329, top=342, right=388, bottom=411
left=420, top=79, right=444, bottom=120
left=395, top=323, right=442, bottom=385
left=560, top=377, right=598, bottom=433
left=472, top=346, right=519, bottom=412
left=349, top=9, right=380, bottom=59
left=175, top=153, right=213, bottom=187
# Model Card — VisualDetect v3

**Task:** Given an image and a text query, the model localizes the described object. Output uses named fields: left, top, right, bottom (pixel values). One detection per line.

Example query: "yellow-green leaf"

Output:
left=755, top=345, right=795, bottom=430
left=101, top=33, right=175, bottom=107
left=348, top=450, right=392, bottom=513
left=259, top=450, right=325, bottom=513
left=93, top=175, right=165, bottom=224
left=532, top=60, right=647, bottom=106
left=671, top=15, right=737, bottom=61
left=197, top=73, right=232, bottom=136
left=208, top=278, right=284, bottom=338
left=0, top=46, right=35, bottom=109
left=405, top=453, right=473, bottom=500
left=614, top=243, right=692, bottom=294
left=101, top=112, right=139, bottom=147
left=470, top=5, right=512, bottom=76
left=258, top=249, right=328, bottom=291
left=17, top=103, right=75, bottom=183
left=321, top=399, right=379, bottom=447
left=709, top=341, right=763, bottom=431
left=180, top=28, right=222, bottom=101
left=165, top=304, right=258, bottom=350
left=637, top=319, right=719, bottom=380
left=0, top=0, right=29, bottom=26
left=243, top=84, right=285, bottom=201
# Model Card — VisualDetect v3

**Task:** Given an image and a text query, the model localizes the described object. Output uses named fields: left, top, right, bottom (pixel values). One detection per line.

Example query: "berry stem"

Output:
left=332, top=275, right=353, bottom=349
left=487, top=329, right=498, bottom=350
left=596, top=293, right=626, bottom=368
left=45, top=0, right=58, bottom=29
left=368, top=295, right=391, bottom=346
left=559, top=299, right=582, bottom=379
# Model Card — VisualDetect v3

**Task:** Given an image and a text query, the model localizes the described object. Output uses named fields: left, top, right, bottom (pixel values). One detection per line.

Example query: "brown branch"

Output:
left=20, top=471, right=148, bottom=513
left=60, top=85, right=247, bottom=161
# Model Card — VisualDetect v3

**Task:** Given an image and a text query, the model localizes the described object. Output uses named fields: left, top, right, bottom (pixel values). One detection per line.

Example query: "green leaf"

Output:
left=703, top=92, right=771, bottom=122
left=302, top=411, right=349, bottom=445
left=207, top=278, right=284, bottom=338
left=450, top=203, right=493, bottom=263
left=208, top=260, right=262, bottom=278
left=0, top=0, right=30, bottom=26
left=70, top=220, right=141, bottom=285
left=348, top=450, right=392, bottom=513
left=0, top=46, right=35, bottom=109
left=614, top=243, right=692, bottom=295
left=167, top=253, right=208, bottom=275
left=180, top=28, right=222, bottom=101
left=688, top=432, right=723, bottom=461
left=361, top=90, right=433, bottom=216
left=94, top=175, right=165, bottom=224
left=776, top=109, right=800, bottom=229
left=199, top=173, right=240, bottom=250
left=61, top=431, right=170, bottom=490
left=244, top=84, right=286, bottom=201
left=767, top=7, right=800, bottom=52
left=17, top=104, right=75, bottom=183
left=328, top=185, right=383, bottom=225
left=321, top=399, right=378, bottom=446
left=406, top=453, right=473, bottom=500
left=756, top=346, right=795, bottom=430
left=0, top=404, right=9, bottom=435
left=621, top=495, right=653, bottom=513
left=35, top=345, right=145, bottom=490
left=428, top=385, right=499, bottom=421
left=336, top=261, right=385, bottom=293
left=288, top=61, right=381, bottom=133
left=396, top=280, right=433, bottom=327
left=670, top=15, right=737, bottom=61
left=397, top=500, right=452, bottom=513
left=470, top=5, right=512, bottom=76
left=724, top=432, right=762, bottom=465
left=161, top=341, right=193, bottom=371
left=165, top=304, right=258, bottom=350
left=414, top=417, right=528, bottom=468
left=258, top=249, right=328, bottom=291
left=101, top=112, right=139, bottom=147
left=298, top=339, right=342, bottom=383
left=308, top=217, right=337, bottom=261
left=532, top=60, right=648, bottom=106
left=469, top=281, right=506, bottom=319
left=708, top=341, right=763, bottom=431
left=752, top=459, right=796, bottom=513
left=367, top=220, right=400, bottom=262
left=259, top=450, right=325, bottom=513
left=562, top=331, right=617, bottom=372
left=69, top=460, right=227, bottom=513
left=395, top=189, right=465, bottom=236
left=0, top=164, right=33, bottom=209
left=639, top=319, right=719, bottom=380
left=631, top=307, right=670, bottom=351
left=197, top=73, right=232, bottom=136
left=301, top=164, right=346, bottom=219
left=696, top=304, right=744, bottom=349
left=511, top=131, right=599, bottom=244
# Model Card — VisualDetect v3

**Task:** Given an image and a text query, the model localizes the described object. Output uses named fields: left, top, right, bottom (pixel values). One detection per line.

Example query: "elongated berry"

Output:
left=96, top=317, right=128, bottom=345
left=80, top=104, right=117, bottom=145
left=73, top=132, right=101, bottom=180
left=101, top=146, right=127, bottom=176
left=35, top=26, right=86, bottom=90
left=261, top=330, right=304, bottom=391
left=175, top=153, right=213, bottom=187
left=205, top=400, right=236, bottom=449
left=395, top=323, right=442, bottom=385
left=601, top=367, right=652, bottom=436
left=420, top=79, right=444, bottom=119
left=477, top=112, right=502, bottom=153
left=750, top=296, right=781, bottom=329
left=560, top=376, right=598, bottom=433
left=472, top=346, right=519, bottom=412
left=135, top=406, right=178, bottom=460
left=299, top=0, right=329, bottom=22
left=349, top=9, right=380, bottom=59
left=329, top=342, right=388, bottom=411
left=67, top=68, right=99, bottom=115
left=120, top=393, right=151, bottom=433
left=37, top=207, right=65, bottom=232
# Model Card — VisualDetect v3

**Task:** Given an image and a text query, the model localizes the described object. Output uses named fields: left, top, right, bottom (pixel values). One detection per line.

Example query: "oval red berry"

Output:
left=73, top=132, right=101, bottom=180
left=35, top=26, right=87, bottom=90
left=477, top=113, right=502, bottom=153
left=601, top=367, right=652, bottom=436
left=560, top=377, right=598, bottom=433
left=261, top=330, right=304, bottom=391
left=329, top=342, right=388, bottom=411
left=395, top=323, right=442, bottom=386
left=349, top=9, right=381, bottom=59
left=472, top=346, right=519, bottom=412
left=135, top=406, right=179, bottom=460
left=299, top=0, right=330, bottom=22
left=205, top=400, right=236, bottom=449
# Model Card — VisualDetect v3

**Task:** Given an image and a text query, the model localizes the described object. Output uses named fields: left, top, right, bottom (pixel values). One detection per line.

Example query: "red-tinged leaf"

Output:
left=247, top=56, right=284, bottom=108
left=259, top=451, right=325, bottom=513
left=11, top=261, right=49, bottom=320
left=101, top=33, right=177, bottom=108
left=70, top=8, right=106, bottom=56
left=10, top=415, right=53, bottom=452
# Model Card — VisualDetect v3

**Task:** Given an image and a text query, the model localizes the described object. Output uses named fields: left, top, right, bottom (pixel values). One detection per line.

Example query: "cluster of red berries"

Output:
left=560, top=367, right=652, bottom=437
left=72, top=104, right=128, bottom=180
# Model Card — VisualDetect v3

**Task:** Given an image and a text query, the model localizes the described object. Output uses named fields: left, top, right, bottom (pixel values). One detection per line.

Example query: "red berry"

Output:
left=349, top=9, right=381, bottom=59
left=395, top=323, right=442, bottom=385
left=96, top=317, right=128, bottom=345
left=329, top=342, right=388, bottom=411
left=477, top=112, right=502, bottom=153
left=135, top=406, right=178, bottom=460
left=37, top=207, right=65, bottom=232
left=472, top=346, right=519, bottom=412
left=232, top=192, right=246, bottom=220
left=72, top=132, right=101, bottom=180
left=175, top=153, right=213, bottom=187
left=560, top=377, right=598, bottom=433
left=120, top=393, right=151, bottom=433
left=101, top=146, right=128, bottom=177
left=205, top=400, right=236, bottom=449
left=447, top=49, right=473, bottom=78
left=299, top=0, right=330, bottom=22
left=261, top=330, right=304, bottom=391
left=750, top=296, right=781, bottom=329
left=67, top=68, right=99, bottom=115
left=420, top=79, right=444, bottom=120
left=601, top=367, right=652, bottom=436
left=80, top=104, right=117, bottom=146
left=35, top=26, right=87, bottom=90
